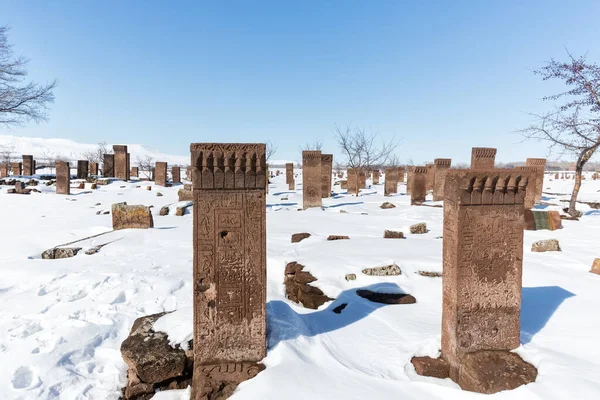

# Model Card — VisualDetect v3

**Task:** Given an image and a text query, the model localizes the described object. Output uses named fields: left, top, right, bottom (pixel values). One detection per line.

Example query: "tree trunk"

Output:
left=568, top=147, right=597, bottom=216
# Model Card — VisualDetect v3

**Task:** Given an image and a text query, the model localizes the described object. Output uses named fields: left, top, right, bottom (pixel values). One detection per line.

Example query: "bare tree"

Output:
left=520, top=52, right=600, bottom=216
left=82, top=141, right=110, bottom=164
left=0, top=26, right=56, bottom=127
left=301, top=139, right=324, bottom=151
left=335, top=124, right=399, bottom=195
left=136, top=155, right=154, bottom=179
left=0, top=141, right=16, bottom=166
left=266, top=140, right=278, bottom=162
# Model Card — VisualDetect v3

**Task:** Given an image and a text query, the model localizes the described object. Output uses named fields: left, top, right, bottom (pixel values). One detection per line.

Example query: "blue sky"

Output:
left=2, top=0, right=599, bottom=164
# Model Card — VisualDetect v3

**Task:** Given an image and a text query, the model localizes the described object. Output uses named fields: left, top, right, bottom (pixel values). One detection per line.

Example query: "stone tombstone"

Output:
left=0, top=163, right=8, bottom=178
left=372, top=170, right=380, bottom=185
left=398, top=167, right=405, bottom=183
left=11, top=162, right=22, bottom=176
left=131, top=166, right=139, bottom=177
left=432, top=158, right=452, bottom=201
left=113, top=145, right=130, bottom=181
left=358, top=170, right=367, bottom=189
left=568, top=162, right=576, bottom=171
left=408, top=166, right=428, bottom=205
left=289, top=178, right=295, bottom=191
left=186, top=165, right=193, bottom=180
left=56, top=161, right=71, bottom=195
left=22, top=155, right=34, bottom=176
left=285, top=163, right=294, bottom=185
left=346, top=168, right=359, bottom=194
left=77, top=160, right=89, bottom=179
left=172, top=166, right=181, bottom=183
left=515, top=166, right=538, bottom=209
left=190, top=143, right=266, bottom=399
left=103, top=154, right=115, bottom=177
left=90, top=162, right=99, bottom=176
left=155, top=162, right=168, bottom=186
left=302, top=150, right=322, bottom=208
left=554, top=172, right=559, bottom=180
left=426, top=163, right=435, bottom=192
left=320, top=154, right=333, bottom=198
left=470, top=147, right=497, bottom=170
left=384, top=167, right=398, bottom=195
left=441, top=169, right=529, bottom=381
left=525, top=158, right=546, bottom=202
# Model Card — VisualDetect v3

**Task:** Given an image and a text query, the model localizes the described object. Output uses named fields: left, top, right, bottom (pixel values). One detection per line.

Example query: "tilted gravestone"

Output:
left=113, top=145, right=130, bottom=181
left=103, top=154, right=115, bottom=177
left=525, top=158, right=546, bottom=202
left=470, top=147, right=497, bottom=170
left=408, top=166, right=428, bottom=205
left=77, top=160, right=89, bottom=179
left=302, top=150, right=322, bottom=208
left=22, top=155, right=34, bottom=176
left=432, top=158, right=452, bottom=201
left=320, top=154, right=333, bottom=198
left=155, top=162, right=168, bottom=186
left=190, top=143, right=266, bottom=399
left=172, top=166, right=181, bottom=183
left=56, top=161, right=71, bottom=195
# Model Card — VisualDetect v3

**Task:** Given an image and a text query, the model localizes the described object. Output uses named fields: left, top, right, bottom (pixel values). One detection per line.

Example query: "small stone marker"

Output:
left=112, top=202, right=154, bottom=230
left=286, top=163, right=293, bottom=186
left=285, top=262, right=333, bottom=309
left=327, top=235, right=349, bottom=240
left=56, top=161, right=71, bottom=195
left=291, top=233, right=311, bottom=243
left=320, top=154, right=333, bottom=198
left=190, top=143, right=267, bottom=399
left=155, top=161, right=168, bottom=186
left=362, top=264, right=401, bottom=276
left=302, top=150, right=322, bottom=208
left=383, top=230, right=404, bottom=239
left=470, top=147, right=497, bottom=170
left=410, top=222, right=427, bottom=234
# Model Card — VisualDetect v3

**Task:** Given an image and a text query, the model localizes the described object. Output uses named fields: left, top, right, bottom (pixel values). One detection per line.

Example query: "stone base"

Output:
left=412, top=350, right=537, bottom=394
left=192, top=362, right=265, bottom=400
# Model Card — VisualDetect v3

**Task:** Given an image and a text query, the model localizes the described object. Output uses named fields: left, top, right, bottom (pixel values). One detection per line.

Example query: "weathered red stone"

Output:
left=77, top=160, right=89, bottom=179
left=302, top=150, right=322, bottom=208
left=408, top=166, right=427, bottom=205
left=432, top=158, right=451, bottom=201
left=470, top=147, right=497, bottom=170
left=525, top=158, right=546, bottom=202
left=11, top=162, right=22, bottom=176
left=113, top=145, right=130, bottom=181
left=155, top=162, right=168, bottom=186
left=56, top=161, right=71, bottom=195
left=321, top=154, right=333, bottom=198
left=384, top=167, right=398, bottom=195
left=22, top=155, right=34, bottom=176
left=103, top=154, right=114, bottom=177
left=172, top=166, right=181, bottom=183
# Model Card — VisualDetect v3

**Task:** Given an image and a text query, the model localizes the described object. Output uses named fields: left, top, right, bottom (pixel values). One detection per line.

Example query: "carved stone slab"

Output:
left=302, top=150, right=322, bottom=208
left=77, top=160, right=89, bottom=179
left=470, top=148, right=497, bottom=170
left=441, top=169, right=529, bottom=380
left=172, top=166, right=181, bottom=183
left=286, top=163, right=293, bottom=185
left=384, top=168, right=398, bottom=195
left=433, top=158, right=452, bottom=201
left=426, top=164, right=434, bottom=191
left=525, top=158, right=546, bottom=202
left=56, top=161, right=71, bottom=195
left=90, top=162, right=99, bottom=176
left=113, top=145, right=130, bottom=181
left=155, top=162, right=168, bottom=186
left=22, top=155, right=34, bottom=176
left=103, top=154, right=114, bottom=177
left=408, top=166, right=428, bottom=204
left=320, top=154, right=333, bottom=198
left=11, top=162, right=22, bottom=176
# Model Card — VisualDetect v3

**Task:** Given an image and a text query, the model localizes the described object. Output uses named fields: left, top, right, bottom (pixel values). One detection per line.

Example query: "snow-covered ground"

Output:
left=1, top=171, right=599, bottom=399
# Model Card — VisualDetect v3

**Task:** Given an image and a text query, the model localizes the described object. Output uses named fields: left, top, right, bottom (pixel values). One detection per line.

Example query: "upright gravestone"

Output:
left=568, top=162, right=576, bottom=171
left=321, top=154, right=333, bottom=198
left=56, top=161, right=71, bottom=195
left=113, top=145, right=130, bottom=181
left=432, top=158, right=452, bottom=201
left=358, top=170, right=366, bottom=189
left=515, top=166, right=538, bottom=209
left=172, top=166, right=181, bottom=183
left=470, top=147, right=497, bottom=170
left=286, top=163, right=293, bottom=186
left=302, top=151, right=322, bottom=208
left=11, top=162, right=22, bottom=176
left=131, top=166, right=139, bottom=178
left=398, top=167, right=405, bottom=183
left=441, top=169, right=529, bottom=383
left=22, top=155, right=34, bottom=176
left=0, top=163, right=8, bottom=178
left=90, top=162, right=99, bottom=176
left=408, top=166, right=428, bottom=205
left=155, top=162, right=168, bottom=186
left=346, top=168, right=359, bottom=195
left=190, top=143, right=266, bottom=399
left=103, top=154, right=115, bottom=177
left=77, top=160, right=89, bottom=179
left=372, top=170, right=380, bottom=185
left=525, top=158, right=546, bottom=202
left=384, top=167, right=398, bottom=195
left=426, top=163, right=435, bottom=192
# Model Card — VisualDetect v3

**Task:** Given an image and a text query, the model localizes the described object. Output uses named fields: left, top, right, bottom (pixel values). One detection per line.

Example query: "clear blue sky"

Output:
left=2, top=0, right=599, bottom=164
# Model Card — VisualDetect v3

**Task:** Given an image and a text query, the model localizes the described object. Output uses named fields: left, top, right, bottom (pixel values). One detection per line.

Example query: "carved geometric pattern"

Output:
left=470, top=147, right=497, bottom=170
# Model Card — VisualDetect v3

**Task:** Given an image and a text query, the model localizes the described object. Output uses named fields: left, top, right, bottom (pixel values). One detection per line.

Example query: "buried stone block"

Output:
left=591, top=258, right=600, bottom=275
left=190, top=143, right=267, bottom=400
left=42, top=247, right=82, bottom=259
left=383, top=230, right=404, bottom=239
left=291, top=232, right=311, bottom=243
left=531, top=239, right=561, bottom=252
left=111, top=202, right=154, bottom=230
left=356, top=289, right=416, bottom=305
left=410, top=222, right=427, bottom=234
left=362, top=264, right=401, bottom=276
left=284, top=262, right=333, bottom=309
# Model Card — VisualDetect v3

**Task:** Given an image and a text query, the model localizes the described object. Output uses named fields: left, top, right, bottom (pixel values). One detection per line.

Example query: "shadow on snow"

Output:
left=520, top=285, right=575, bottom=344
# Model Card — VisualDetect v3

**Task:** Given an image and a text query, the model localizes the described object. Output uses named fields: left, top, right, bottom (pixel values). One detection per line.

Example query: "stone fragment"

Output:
left=291, top=233, right=311, bottom=243
left=284, top=262, right=333, bottom=309
left=417, top=271, right=442, bottom=278
left=160, top=206, right=170, bottom=216
left=327, top=235, right=349, bottom=241
left=120, top=312, right=186, bottom=384
left=156, top=192, right=163, bottom=197
left=411, top=356, right=449, bottom=379
left=384, top=230, right=404, bottom=239
left=356, top=289, right=416, bottom=304
left=410, top=223, right=427, bottom=234
left=175, top=203, right=191, bottom=216
left=112, top=202, right=154, bottom=230
left=362, top=264, right=401, bottom=276
left=41, top=247, right=82, bottom=259
left=458, top=351, right=537, bottom=394
left=178, top=189, right=193, bottom=201
left=380, top=202, right=396, bottom=209
left=531, top=239, right=561, bottom=252
left=345, top=273, right=356, bottom=281
left=591, top=258, right=600, bottom=275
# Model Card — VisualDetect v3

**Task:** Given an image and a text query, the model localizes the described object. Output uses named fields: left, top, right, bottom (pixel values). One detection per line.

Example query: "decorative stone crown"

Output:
left=113, top=145, right=128, bottom=152
left=445, top=169, right=530, bottom=205
left=471, top=148, right=497, bottom=158
left=412, top=166, right=428, bottom=174
left=302, top=150, right=322, bottom=160
left=434, top=158, right=452, bottom=167
left=526, top=158, right=546, bottom=167
left=321, top=154, right=333, bottom=162
left=190, top=143, right=266, bottom=190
